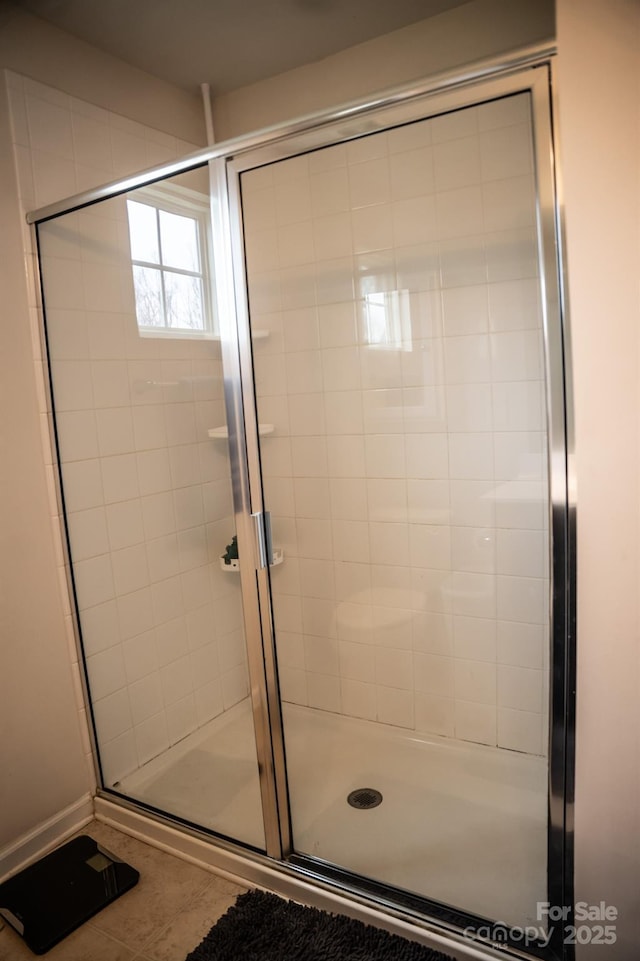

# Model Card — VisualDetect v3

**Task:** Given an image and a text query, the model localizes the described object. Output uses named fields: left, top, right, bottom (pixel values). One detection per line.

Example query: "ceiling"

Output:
left=8, top=0, right=472, bottom=94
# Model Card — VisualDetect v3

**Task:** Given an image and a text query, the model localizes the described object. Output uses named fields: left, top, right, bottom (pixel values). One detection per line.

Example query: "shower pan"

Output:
left=30, top=48, right=574, bottom=961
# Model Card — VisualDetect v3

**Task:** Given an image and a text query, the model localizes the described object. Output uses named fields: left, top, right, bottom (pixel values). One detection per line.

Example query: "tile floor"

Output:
left=0, top=821, right=248, bottom=961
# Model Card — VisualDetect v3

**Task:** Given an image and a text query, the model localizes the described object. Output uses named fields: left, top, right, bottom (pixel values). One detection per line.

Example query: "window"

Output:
left=363, top=290, right=412, bottom=351
left=126, top=183, right=213, bottom=337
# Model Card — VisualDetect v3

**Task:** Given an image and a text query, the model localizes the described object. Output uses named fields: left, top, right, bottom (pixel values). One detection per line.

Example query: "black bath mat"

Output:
left=185, top=889, right=455, bottom=961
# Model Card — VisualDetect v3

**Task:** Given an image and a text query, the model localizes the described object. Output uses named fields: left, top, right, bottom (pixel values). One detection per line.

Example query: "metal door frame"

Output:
left=221, top=62, right=575, bottom=961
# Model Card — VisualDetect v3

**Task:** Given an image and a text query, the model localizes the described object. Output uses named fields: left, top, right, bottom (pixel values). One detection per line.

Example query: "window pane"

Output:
left=127, top=201, right=160, bottom=264
left=164, top=271, right=204, bottom=329
left=159, top=210, right=200, bottom=272
left=132, top=265, right=164, bottom=327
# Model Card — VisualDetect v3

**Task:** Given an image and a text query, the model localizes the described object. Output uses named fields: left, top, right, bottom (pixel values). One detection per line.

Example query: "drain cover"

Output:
left=347, top=788, right=383, bottom=810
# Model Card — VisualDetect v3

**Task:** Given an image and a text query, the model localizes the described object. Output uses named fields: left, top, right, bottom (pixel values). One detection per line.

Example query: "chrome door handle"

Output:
left=251, top=511, right=273, bottom=569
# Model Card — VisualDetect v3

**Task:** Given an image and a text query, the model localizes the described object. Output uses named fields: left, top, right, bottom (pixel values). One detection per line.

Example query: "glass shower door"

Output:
left=238, top=92, right=550, bottom=925
left=38, top=166, right=266, bottom=850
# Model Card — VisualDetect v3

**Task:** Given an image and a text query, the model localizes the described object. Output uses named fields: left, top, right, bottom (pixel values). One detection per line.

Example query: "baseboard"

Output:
left=0, top=793, right=94, bottom=883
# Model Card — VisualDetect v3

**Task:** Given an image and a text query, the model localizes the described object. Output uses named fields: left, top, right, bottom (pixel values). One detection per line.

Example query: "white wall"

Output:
left=0, top=6, right=204, bottom=145
left=212, top=0, right=554, bottom=140
left=0, top=15, right=205, bottom=860
left=0, top=73, right=90, bottom=856
left=556, top=0, right=640, bottom=957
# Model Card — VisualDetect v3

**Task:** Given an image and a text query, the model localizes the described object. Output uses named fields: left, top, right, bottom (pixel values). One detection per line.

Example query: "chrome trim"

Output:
left=288, top=855, right=554, bottom=961
left=529, top=66, right=576, bottom=961
left=531, top=65, right=564, bottom=915
left=548, top=56, right=577, bottom=921
left=263, top=511, right=274, bottom=567
left=252, top=512, right=269, bottom=570
left=228, top=70, right=540, bottom=175
left=208, top=157, right=282, bottom=857
left=27, top=42, right=554, bottom=225
left=225, top=160, right=294, bottom=859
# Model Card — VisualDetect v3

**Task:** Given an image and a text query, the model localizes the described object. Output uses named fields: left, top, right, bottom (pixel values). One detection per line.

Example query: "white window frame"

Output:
left=126, top=181, right=216, bottom=339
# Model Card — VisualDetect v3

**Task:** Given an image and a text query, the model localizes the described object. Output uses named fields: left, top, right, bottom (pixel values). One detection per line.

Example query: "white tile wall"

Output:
left=6, top=69, right=250, bottom=787
left=246, top=93, right=550, bottom=756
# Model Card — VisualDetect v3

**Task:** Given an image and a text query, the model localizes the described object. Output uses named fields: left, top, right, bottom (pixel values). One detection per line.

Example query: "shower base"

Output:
left=118, top=699, right=546, bottom=929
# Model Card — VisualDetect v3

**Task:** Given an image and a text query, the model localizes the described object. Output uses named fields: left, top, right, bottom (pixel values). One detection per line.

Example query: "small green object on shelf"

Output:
left=223, top=534, right=239, bottom=565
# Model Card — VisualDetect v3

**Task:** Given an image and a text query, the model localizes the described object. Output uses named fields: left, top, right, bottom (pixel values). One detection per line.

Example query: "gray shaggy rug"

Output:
left=185, top=889, right=455, bottom=961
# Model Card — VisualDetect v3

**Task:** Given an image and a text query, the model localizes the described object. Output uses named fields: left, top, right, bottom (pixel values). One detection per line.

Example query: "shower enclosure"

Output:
left=31, top=54, right=574, bottom=961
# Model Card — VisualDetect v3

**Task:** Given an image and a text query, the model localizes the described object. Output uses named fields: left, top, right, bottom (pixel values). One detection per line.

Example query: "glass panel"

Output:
left=164, top=271, right=205, bottom=330
left=160, top=209, right=200, bottom=272
left=132, top=265, right=163, bottom=327
left=243, top=93, right=548, bottom=925
left=38, top=166, right=265, bottom=851
left=126, top=200, right=160, bottom=263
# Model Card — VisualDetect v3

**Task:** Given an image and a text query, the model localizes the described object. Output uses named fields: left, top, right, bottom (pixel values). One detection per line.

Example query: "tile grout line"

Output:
left=133, top=871, right=244, bottom=958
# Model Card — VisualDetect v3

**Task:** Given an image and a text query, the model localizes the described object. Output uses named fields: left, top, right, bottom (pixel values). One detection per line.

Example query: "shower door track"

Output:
left=30, top=40, right=575, bottom=961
